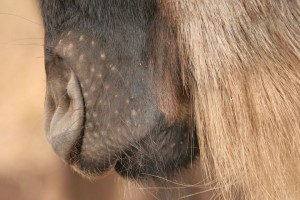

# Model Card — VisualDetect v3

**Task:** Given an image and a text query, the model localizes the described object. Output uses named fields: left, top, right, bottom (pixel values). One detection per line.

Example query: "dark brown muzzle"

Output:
left=42, top=0, right=198, bottom=179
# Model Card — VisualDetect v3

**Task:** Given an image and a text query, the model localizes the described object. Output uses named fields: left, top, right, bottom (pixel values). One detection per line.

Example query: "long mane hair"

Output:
left=161, top=0, right=300, bottom=199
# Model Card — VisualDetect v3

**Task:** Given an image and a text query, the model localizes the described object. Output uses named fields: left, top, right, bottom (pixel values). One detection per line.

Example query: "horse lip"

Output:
left=70, top=158, right=118, bottom=178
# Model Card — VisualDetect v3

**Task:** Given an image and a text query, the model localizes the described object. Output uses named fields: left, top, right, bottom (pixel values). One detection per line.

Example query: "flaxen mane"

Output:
left=162, top=0, right=300, bottom=199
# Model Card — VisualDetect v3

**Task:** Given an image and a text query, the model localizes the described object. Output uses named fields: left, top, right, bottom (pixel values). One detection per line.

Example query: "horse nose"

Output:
left=44, top=56, right=84, bottom=161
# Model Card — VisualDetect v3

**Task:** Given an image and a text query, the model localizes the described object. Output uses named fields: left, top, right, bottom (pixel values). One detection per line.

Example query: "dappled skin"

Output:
left=41, top=0, right=198, bottom=179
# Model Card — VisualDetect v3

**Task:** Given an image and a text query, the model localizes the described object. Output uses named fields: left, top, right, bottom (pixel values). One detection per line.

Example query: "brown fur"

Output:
left=150, top=18, right=189, bottom=125
left=160, top=0, right=300, bottom=199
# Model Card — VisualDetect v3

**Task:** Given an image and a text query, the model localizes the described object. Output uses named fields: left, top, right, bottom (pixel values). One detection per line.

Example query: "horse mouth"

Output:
left=44, top=56, right=198, bottom=180
left=68, top=124, right=199, bottom=179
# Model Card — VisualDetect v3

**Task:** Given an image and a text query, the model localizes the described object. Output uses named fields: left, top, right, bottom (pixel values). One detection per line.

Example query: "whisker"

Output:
left=0, top=13, right=42, bottom=26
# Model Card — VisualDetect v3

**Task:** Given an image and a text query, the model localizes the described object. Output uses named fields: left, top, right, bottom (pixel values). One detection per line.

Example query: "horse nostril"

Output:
left=44, top=56, right=84, bottom=161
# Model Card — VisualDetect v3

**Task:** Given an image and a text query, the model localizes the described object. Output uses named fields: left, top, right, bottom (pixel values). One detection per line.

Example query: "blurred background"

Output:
left=0, top=1, right=148, bottom=199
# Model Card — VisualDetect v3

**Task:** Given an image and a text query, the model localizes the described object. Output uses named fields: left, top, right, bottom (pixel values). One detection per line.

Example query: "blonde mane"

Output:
left=161, top=0, right=300, bottom=199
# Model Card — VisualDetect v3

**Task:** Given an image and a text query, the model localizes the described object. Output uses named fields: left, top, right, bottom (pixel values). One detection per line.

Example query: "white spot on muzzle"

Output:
left=79, top=35, right=84, bottom=41
left=100, top=53, right=106, bottom=60
left=101, top=131, right=106, bottom=135
left=79, top=54, right=84, bottom=61
left=104, top=84, right=109, bottom=90
left=62, top=48, right=67, bottom=56
left=86, top=100, right=92, bottom=106
left=68, top=43, right=73, bottom=49
left=67, top=43, right=73, bottom=50
left=131, top=109, right=137, bottom=117
left=111, top=65, right=116, bottom=72
left=88, top=122, right=93, bottom=128
left=93, top=132, right=99, bottom=137
left=66, top=43, right=74, bottom=56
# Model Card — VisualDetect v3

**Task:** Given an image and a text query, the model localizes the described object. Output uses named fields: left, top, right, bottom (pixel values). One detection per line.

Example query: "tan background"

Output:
left=0, top=1, right=148, bottom=200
